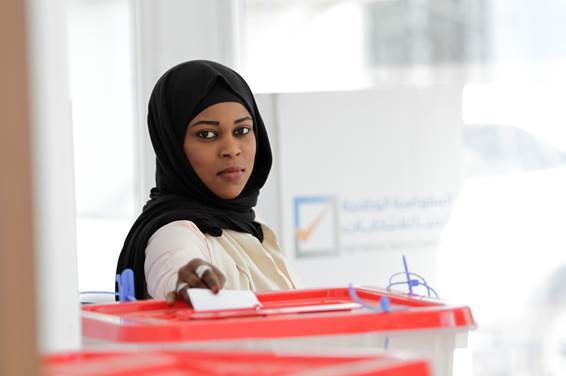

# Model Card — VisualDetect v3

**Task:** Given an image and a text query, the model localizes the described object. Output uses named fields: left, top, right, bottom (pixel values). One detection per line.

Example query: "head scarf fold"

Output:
left=116, top=60, right=272, bottom=299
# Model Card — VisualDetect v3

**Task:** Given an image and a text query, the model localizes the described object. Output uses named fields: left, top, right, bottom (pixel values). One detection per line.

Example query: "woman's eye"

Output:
left=234, top=127, right=251, bottom=137
left=197, top=130, right=216, bottom=139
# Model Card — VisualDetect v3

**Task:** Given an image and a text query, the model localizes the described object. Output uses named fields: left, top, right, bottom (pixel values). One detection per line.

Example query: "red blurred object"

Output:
left=43, top=350, right=431, bottom=376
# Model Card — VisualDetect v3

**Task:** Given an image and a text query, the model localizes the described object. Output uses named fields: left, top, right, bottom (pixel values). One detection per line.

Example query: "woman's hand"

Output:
left=166, top=258, right=226, bottom=305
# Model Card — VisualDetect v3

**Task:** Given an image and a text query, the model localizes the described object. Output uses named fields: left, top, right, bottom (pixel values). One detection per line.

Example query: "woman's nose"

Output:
left=220, top=136, right=241, bottom=158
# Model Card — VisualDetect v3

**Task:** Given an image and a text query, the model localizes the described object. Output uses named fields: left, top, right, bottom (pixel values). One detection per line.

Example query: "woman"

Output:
left=116, top=60, right=296, bottom=302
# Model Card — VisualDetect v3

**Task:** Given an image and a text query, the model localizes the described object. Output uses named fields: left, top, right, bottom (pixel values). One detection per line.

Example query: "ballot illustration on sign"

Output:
left=294, top=196, right=338, bottom=257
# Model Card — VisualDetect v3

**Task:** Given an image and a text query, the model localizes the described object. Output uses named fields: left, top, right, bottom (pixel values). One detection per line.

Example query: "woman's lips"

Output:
left=218, top=167, right=244, bottom=182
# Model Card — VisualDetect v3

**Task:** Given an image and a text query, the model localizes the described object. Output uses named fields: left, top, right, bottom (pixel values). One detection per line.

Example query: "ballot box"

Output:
left=43, top=350, right=431, bottom=376
left=81, top=287, right=475, bottom=376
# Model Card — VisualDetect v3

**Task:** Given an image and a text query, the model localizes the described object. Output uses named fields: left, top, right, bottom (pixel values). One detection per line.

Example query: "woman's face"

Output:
left=184, top=101, right=256, bottom=199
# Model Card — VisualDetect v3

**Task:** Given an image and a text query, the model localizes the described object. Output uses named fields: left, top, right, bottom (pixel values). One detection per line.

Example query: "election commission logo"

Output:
left=293, top=196, right=338, bottom=258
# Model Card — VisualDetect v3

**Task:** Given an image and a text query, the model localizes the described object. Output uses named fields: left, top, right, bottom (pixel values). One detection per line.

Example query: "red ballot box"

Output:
left=82, top=287, right=475, bottom=376
left=43, top=350, right=431, bottom=376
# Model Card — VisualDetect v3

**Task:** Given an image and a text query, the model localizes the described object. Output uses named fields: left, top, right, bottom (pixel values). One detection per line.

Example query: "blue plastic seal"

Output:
left=386, top=255, right=439, bottom=298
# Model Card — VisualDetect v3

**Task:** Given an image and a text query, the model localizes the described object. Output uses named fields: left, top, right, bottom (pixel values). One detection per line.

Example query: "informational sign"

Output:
left=293, top=193, right=454, bottom=257
left=261, top=86, right=463, bottom=287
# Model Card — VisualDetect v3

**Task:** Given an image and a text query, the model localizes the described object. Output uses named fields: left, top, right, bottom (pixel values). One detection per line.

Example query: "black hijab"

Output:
left=116, top=60, right=272, bottom=299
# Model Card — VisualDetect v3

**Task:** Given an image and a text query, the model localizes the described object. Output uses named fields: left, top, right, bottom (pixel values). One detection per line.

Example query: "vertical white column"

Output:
left=26, top=0, right=81, bottom=351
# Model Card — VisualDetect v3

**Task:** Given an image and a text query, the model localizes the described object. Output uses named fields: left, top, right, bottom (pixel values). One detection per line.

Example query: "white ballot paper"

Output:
left=187, top=288, right=261, bottom=311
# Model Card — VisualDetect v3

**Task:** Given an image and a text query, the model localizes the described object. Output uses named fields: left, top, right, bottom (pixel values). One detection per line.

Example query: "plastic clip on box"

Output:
left=43, top=350, right=431, bottom=376
left=82, top=287, right=475, bottom=376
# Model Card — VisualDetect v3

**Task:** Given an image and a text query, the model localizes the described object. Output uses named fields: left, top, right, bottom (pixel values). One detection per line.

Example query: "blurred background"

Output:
left=4, top=0, right=566, bottom=375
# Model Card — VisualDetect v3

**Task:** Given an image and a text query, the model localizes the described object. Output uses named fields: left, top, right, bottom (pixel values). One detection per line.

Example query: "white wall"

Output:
left=68, top=0, right=138, bottom=294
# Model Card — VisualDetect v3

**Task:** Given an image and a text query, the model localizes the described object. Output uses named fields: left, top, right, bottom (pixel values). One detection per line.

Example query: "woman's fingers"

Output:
left=199, top=266, right=221, bottom=293
left=188, top=259, right=224, bottom=294
left=166, top=259, right=226, bottom=304
left=178, top=265, right=206, bottom=288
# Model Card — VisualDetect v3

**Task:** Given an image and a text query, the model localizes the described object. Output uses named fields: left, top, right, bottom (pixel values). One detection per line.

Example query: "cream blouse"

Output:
left=144, top=220, right=297, bottom=299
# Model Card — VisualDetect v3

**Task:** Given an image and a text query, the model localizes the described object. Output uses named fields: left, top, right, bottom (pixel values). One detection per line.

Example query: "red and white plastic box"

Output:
left=82, top=287, right=475, bottom=376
